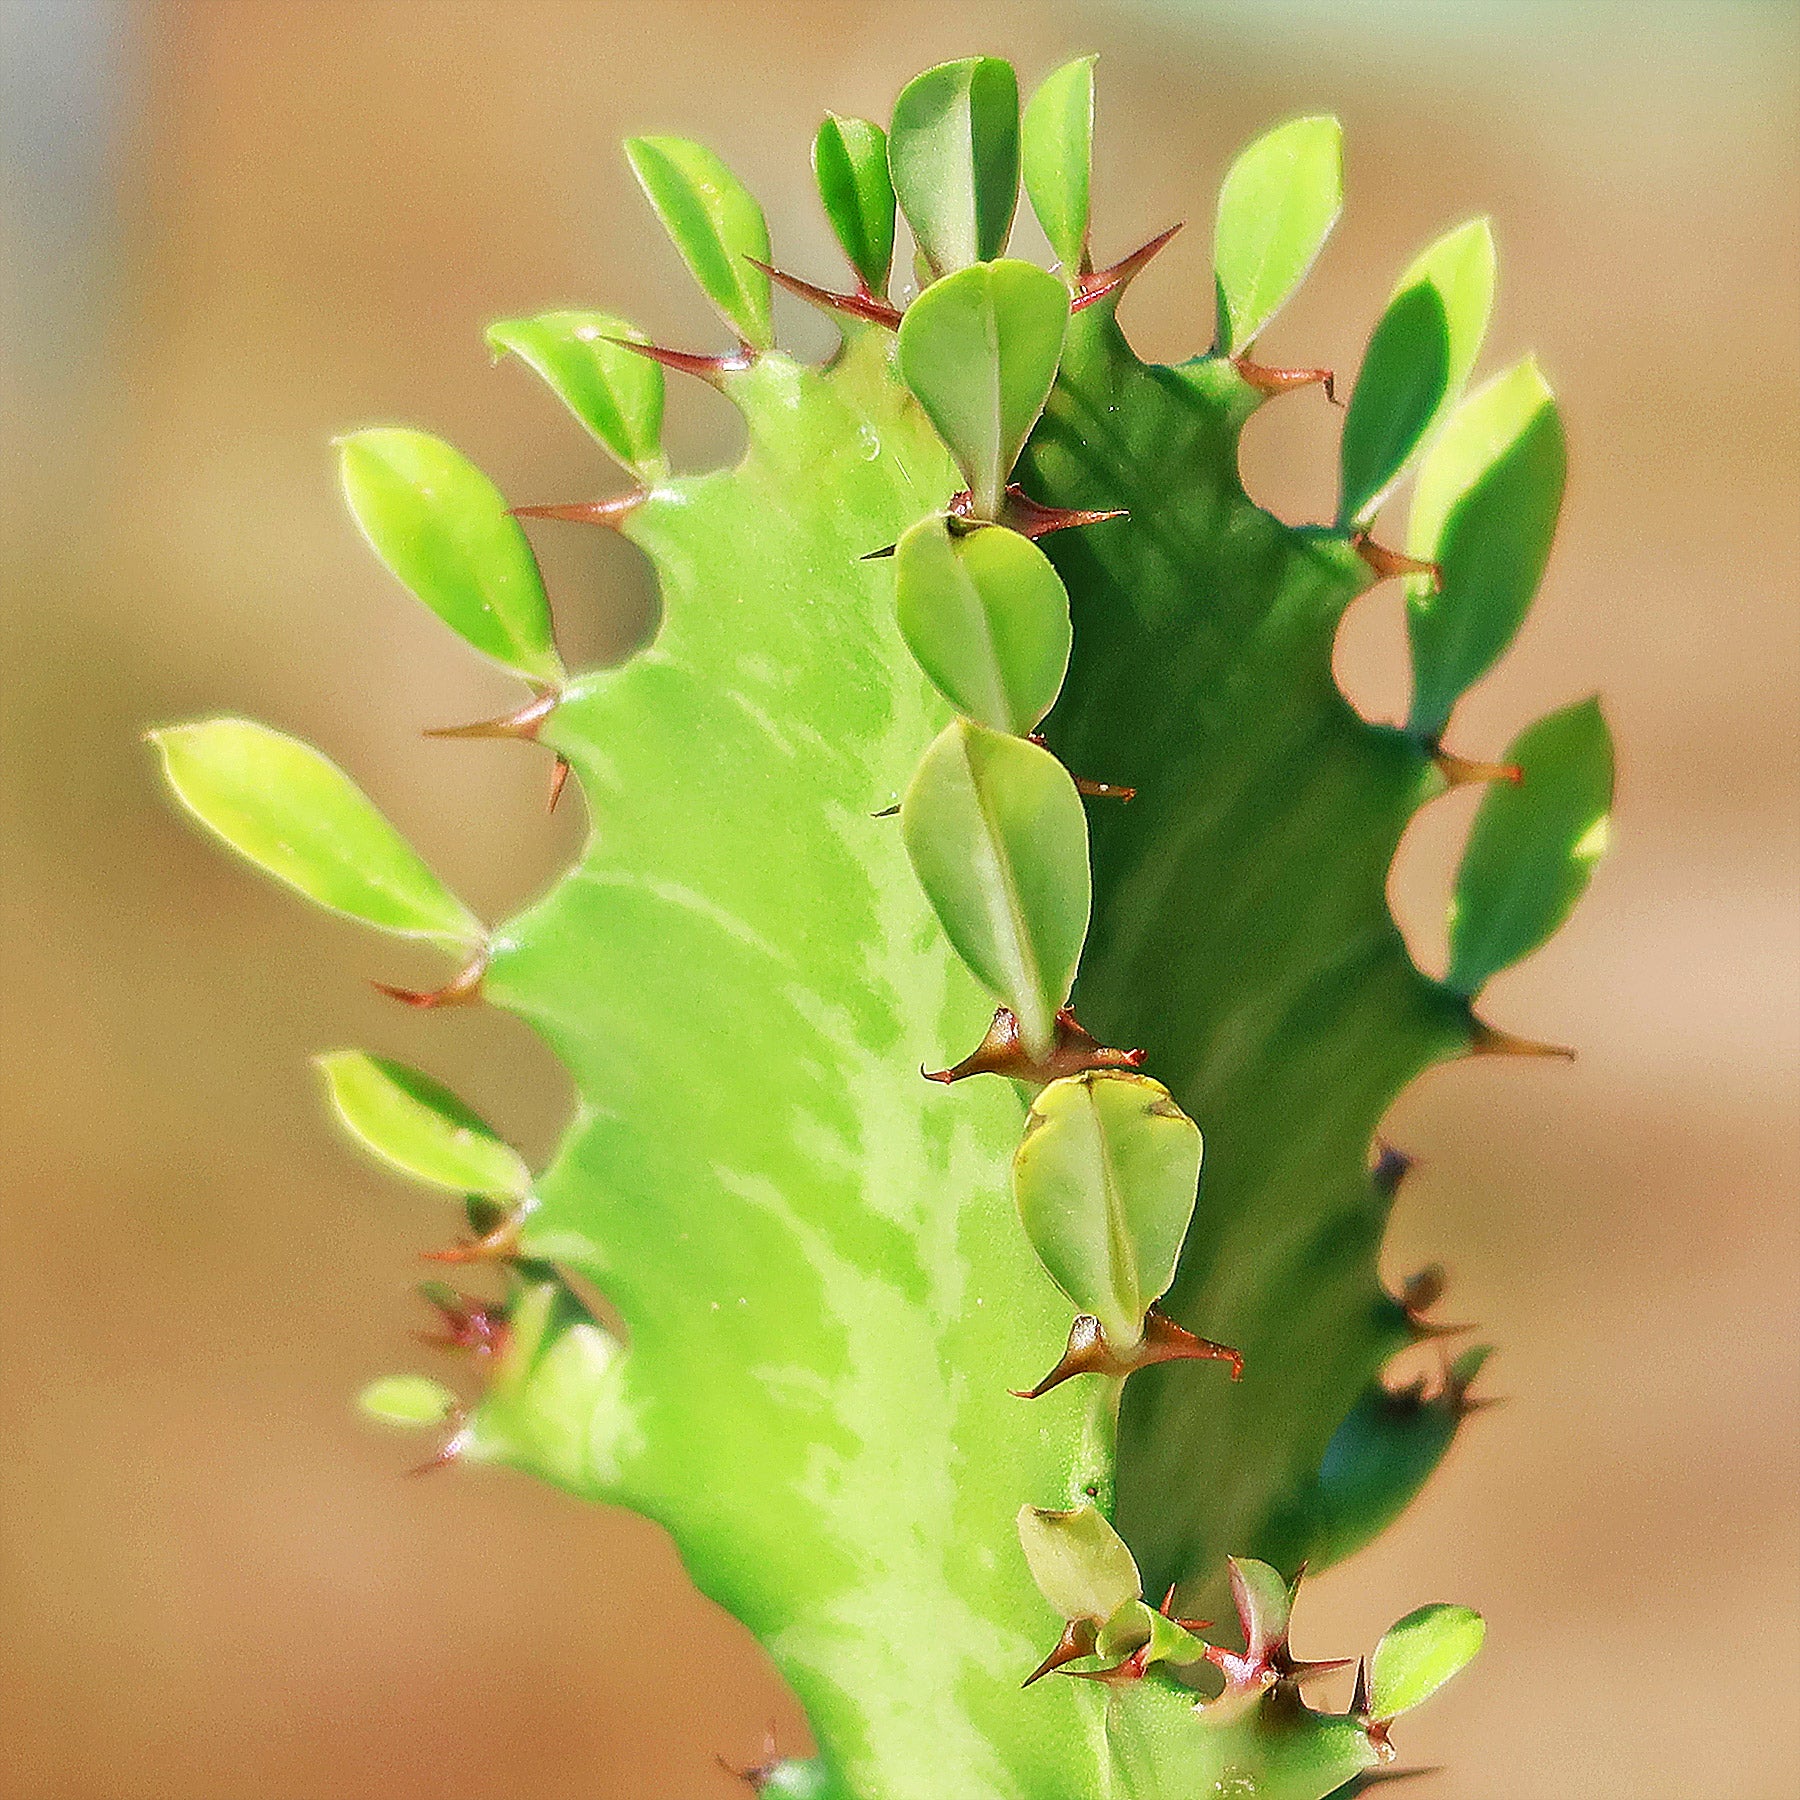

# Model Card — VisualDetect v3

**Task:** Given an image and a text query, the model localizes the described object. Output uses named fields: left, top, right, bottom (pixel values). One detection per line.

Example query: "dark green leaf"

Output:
left=624, top=135, right=773, bottom=349
left=1407, top=358, right=1566, bottom=737
left=1447, top=698, right=1613, bottom=995
left=149, top=719, right=482, bottom=945
left=812, top=115, right=895, bottom=295
left=338, top=428, right=563, bottom=683
left=896, top=258, right=1069, bottom=519
left=893, top=517, right=1071, bottom=734
left=485, top=312, right=666, bottom=477
left=888, top=57, right=1020, bottom=276
left=1022, top=56, right=1096, bottom=277
left=1213, top=115, right=1343, bottom=353
left=1338, top=283, right=1450, bottom=526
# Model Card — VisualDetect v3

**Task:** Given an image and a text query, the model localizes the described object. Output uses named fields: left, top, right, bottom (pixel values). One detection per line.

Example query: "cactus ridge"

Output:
left=152, top=53, right=1612, bottom=1800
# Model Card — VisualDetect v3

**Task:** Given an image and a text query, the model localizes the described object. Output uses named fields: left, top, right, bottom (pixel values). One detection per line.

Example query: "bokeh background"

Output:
left=3, top=2, right=1796, bottom=1796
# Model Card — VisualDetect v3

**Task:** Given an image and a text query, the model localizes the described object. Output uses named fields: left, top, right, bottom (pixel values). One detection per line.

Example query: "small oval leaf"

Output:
left=149, top=719, right=482, bottom=945
left=1013, top=1070, right=1201, bottom=1346
left=1022, top=56, right=1096, bottom=277
left=1406, top=358, right=1566, bottom=738
left=894, top=518, right=1071, bottom=734
left=338, top=428, right=563, bottom=683
left=357, top=1374, right=459, bottom=1429
left=889, top=57, right=1020, bottom=276
left=485, top=312, right=667, bottom=477
left=316, top=1051, right=532, bottom=1201
left=1096, top=1598, right=1209, bottom=1668
left=1213, top=115, right=1343, bottom=354
left=624, top=135, right=773, bottom=350
left=1368, top=1604, right=1486, bottom=1719
left=1340, top=218, right=1495, bottom=527
left=900, top=719, right=1089, bottom=1059
left=1016, top=1503, right=1142, bottom=1624
left=1446, top=697, right=1613, bottom=996
left=897, top=259, right=1070, bottom=519
left=812, top=115, right=895, bottom=296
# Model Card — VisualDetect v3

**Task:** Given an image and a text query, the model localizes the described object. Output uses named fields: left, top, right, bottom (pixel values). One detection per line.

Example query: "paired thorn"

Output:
left=510, top=491, right=647, bottom=529
left=415, top=1283, right=510, bottom=1358
left=1468, top=1019, right=1576, bottom=1061
left=425, top=692, right=557, bottom=743
left=717, top=1727, right=785, bottom=1791
left=1023, top=1618, right=1099, bottom=1687
left=1013, top=1308, right=1243, bottom=1400
left=405, top=1424, right=470, bottom=1478
left=1071, top=222, right=1184, bottom=313
left=372, top=951, right=488, bottom=1010
left=925, top=1005, right=1145, bottom=1087
left=1026, top=734, right=1135, bottom=801
left=1352, top=532, right=1440, bottom=588
left=746, top=257, right=902, bottom=329
left=421, top=1201, right=535, bottom=1266
left=609, top=336, right=755, bottom=385
left=1232, top=356, right=1340, bottom=406
left=1433, top=747, right=1522, bottom=789
left=1398, top=1264, right=1475, bottom=1341
left=861, top=488, right=1125, bottom=560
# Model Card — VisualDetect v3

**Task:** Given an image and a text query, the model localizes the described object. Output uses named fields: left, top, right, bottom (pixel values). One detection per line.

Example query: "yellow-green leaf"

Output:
left=150, top=719, right=482, bottom=945
left=338, top=428, right=563, bottom=684
left=1368, top=1604, right=1485, bottom=1719
left=1022, top=56, right=1096, bottom=277
left=357, top=1374, right=459, bottom=1428
left=1016, top=1503, right=1141, bottom=1624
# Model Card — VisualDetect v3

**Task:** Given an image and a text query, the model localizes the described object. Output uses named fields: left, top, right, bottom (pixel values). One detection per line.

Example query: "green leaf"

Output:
left=1228, top=1557, right=1292, bottom=1658
left=1406, top=358, right=1566, bottom=738
left=315, top=1051, right=532, bottom=1200
left=900, top=719, right=1089, bottom=1059
left=812, top=115, right=895, bottom=296
left=485, top=312, right=667, bottom=478
left=1368, top=1604, right=1486, bottom=1719
left=1016, top=1503, right=1142, bottom=1624
left=1213, top=115, right=1343, bottom=354
left=1022, top=56, right=1096, bottom=277
left=888, top=57, right=1020, bottom=276
left=1339, top=218, right=1494, bottom=528
left=897, top=258, right=1069, bottom=519
left=357, top=1374, right=459, bottom=1428
left=893, top=518, right=1071, bottom=734
left=1096, top=1598, right=1209, bottom=1667
left=1013, top=1071, right=1201, bottom=1347
left=1446, top=697, right=1613, bottom=995
left=338, top=428, right=563, bottom=684
left=149, top=719, right=482, bottom=945
left=624, top=135, right=773, bottom=350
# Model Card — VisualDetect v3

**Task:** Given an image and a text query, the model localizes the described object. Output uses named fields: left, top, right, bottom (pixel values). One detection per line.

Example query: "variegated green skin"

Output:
left=151, top=57, right=1615, bottom=1800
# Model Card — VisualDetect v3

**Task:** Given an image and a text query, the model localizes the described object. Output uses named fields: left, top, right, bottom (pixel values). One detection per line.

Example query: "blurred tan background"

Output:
left=2, top=2, right=1796, bottom=1796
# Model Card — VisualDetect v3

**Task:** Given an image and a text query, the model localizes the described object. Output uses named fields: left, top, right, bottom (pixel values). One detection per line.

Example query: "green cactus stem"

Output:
left=152, top=52, right=1612, bottom=1800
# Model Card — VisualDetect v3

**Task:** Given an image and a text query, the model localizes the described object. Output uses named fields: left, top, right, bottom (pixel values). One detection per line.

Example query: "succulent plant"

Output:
left=151, top=53, right=1612, bottom=1800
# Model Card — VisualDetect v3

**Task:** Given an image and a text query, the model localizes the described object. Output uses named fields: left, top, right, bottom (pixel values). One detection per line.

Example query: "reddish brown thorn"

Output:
left=609, top=336, right=755, bottom=384
left=1370, top=1141, right=1415, bottom=1198
left=421, top=1206, right=529, bottom=1266
left=924, top=1005, right=1145, bottom=1088
left=1059, top=1643, right=1153, bottom=1687
left=1433, top=747, right=1523, bottom=789
left=547, top=756, right=571, bottom=813
left=1027, top=733, right=1134, bottom=801
left=1156, top=1586, right=1212, bottom=1635
left=745, top=258, right=902, bottom=329
left=1023, top=1617, right=1099, bottom=1687
left=1350, top=1657, right=1372, bottom=1717
left=1367, top=1719, right=1398, bottom=1764
left=417, top=1287, right=509, bottom=1358
left=1287, top=1656, right=1357, bottom=1684
left=1013, top=1307, right=1243, bottom=1399
left=1072, top=222, right=1183, bottom=312
left=1468, top=1019, right=1576, bottom=1061
left=405, top=1428, right=468, bottom=1478
left=949, top=484, right=1128, bottom=539
left=510, top=491, right=646, bottom=529
left=1232, top=356, right=1340, bottom=406
left=1352, top=532, right=1440, bottom=588
left=871, top=801, right=900, bottom=818
left=1396, top=1263, right=1474, bottom=1340
left=716, top=1726, right=783, bottom=1790
left=425, top=691, right=558, bottom=742
left=371, top=950, right=488, bottom=1010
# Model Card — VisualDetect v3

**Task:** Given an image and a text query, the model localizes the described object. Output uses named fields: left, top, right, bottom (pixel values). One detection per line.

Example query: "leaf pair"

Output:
left=1013, top=1071, right=1201, bottom=1349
